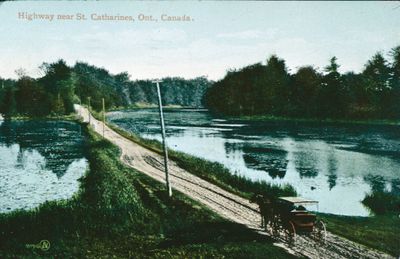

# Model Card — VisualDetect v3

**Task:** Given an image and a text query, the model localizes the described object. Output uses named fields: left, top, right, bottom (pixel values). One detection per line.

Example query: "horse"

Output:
left=250, top=193, right=275, bottom=230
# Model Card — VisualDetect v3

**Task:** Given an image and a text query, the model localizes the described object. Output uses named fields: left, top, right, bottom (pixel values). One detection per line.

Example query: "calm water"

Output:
left=0, top=120, right=88, bottom=213
left=108, top=109, right=400, bottom=216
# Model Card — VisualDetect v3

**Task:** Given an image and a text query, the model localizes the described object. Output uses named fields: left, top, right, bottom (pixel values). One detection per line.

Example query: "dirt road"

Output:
left=75, top=105, right=393, bottom=259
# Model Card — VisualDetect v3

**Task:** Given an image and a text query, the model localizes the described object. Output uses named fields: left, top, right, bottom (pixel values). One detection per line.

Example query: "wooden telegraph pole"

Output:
left=102, top=98, right=105, bottom=137
left=88, top=97, right=91, bottom=125
left=153, top=80, right=172, bottom=197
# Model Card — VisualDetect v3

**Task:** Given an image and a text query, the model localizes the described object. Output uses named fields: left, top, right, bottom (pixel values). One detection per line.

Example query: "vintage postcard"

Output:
left=0, top=1, right=399, bottom=258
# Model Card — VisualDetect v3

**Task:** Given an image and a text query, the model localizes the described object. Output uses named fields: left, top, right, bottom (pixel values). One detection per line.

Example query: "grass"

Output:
left=362, top=190, right=400, bottom=215
left=3, top=113, right=78, bottom=122
left=106, top=122, right=297, bottom=200
left=318, top=213, right=400, bottom=257
left=106, top=103, right=191, bottom=111
left=103, top=119, right=399, bottom=257
left=0, top=121, right=294, bottom=258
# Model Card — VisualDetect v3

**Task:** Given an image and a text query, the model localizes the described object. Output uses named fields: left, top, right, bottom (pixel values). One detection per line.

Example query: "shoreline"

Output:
left=104, top=106, right=400, bottom=126
left=232, top=115, right=400, bottom=126
left=0, top=110, right=398, bottom=256
left=103, top=115, right=399, bottom=257
left=0, top=114, right=77, bottom=122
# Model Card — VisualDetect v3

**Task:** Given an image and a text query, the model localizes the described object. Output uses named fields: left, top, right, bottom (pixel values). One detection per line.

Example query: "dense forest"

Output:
left=1, top=45, right=400, bottom=120
left=0, top=61, right=211, bottom=118
left=205, top=46, right=400, bottom=120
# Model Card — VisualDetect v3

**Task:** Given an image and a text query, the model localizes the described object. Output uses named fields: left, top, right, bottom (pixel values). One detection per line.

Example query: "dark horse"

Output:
left=250, top=193, right=275, bottom=230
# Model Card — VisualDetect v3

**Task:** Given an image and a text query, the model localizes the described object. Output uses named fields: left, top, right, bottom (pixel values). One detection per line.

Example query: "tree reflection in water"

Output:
left=0, top=120, right=87, bottom=177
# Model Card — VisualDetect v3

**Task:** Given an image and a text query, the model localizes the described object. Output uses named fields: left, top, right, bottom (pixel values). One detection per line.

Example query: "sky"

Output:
left=0, top=1, right=399, bottom=81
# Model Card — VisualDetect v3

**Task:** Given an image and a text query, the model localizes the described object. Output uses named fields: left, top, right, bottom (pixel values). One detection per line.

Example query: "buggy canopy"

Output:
left=278, top=197, right=318, bottom=205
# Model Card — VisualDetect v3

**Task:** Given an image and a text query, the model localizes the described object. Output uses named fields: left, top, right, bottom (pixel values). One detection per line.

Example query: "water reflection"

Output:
left=242, top=146, right=288, bottom=179
left=108, top=109, right=400, bottom=216
left=0, top=120, right=88, bottom=213
left=0, top=120, right=86, bottom=177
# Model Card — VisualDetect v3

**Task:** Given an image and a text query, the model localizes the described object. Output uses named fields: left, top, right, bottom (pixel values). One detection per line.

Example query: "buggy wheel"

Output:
left=285, top=221, right=296, bottom=246
left=313, top=220, right=327, bottom=244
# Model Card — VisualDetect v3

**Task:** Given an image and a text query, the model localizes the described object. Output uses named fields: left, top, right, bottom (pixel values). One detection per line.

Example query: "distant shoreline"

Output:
left=2, top=104, right=398, bottom=127
left=231, top=115, right=400, bottom=126
left=106, top=106, right=400, bottom=126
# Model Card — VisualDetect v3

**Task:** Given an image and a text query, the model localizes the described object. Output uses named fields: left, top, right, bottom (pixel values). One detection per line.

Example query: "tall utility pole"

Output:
left=102, top=98, right=105, bottom=137
left=88, top=97, right=91, bottom=125
left=153, top=80, right=172, bottom=197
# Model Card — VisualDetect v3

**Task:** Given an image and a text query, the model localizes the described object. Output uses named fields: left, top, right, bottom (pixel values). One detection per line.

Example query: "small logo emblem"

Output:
left=39, top=240, right=50, bottom=251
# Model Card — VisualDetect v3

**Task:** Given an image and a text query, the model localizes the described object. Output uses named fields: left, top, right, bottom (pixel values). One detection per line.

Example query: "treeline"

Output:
left=0, top=61, right=211, bottom=118
left=205, top=46, right=400, bottom=119
left=74, top=62, right=210, bottom=110
left=0, top=62, right=77, bottom=118
left=128, top=77, right=210, bottom=107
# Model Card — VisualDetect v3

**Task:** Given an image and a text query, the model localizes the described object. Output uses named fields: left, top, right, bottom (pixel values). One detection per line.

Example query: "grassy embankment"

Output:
left=107, top=102, right=191, bottom=111
left=318, top=213, right=399, bottom=257
left=0, top=114, right=77, bottom=121
left=105, top=121, right=297, bottom=200
left=103, top=118, right=399, bottom=257
left=232, top=114, right=400, bottom=126
left=0, top=121, right=294, bottom=258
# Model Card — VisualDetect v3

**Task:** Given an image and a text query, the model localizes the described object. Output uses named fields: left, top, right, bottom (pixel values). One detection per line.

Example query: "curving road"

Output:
left=75, top=104, right=394, bottom=259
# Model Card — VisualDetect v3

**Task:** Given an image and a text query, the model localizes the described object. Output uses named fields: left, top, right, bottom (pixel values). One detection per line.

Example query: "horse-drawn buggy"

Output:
left=251, top=195, right=326, bottom=245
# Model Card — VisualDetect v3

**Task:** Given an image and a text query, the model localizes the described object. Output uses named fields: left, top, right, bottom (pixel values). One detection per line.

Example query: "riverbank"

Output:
left=107, top=122, right=297, bottom=200
left=230, top=114, right=400, bottom=126
left=86, top=105, right=395, bottom=258
left=90, top=107, right=296, bottom=200
left=0, top=121, right=292, bottom=258
left=318, top=213, right=399, bottom=256
left=103, top=106, right=400, bottom=126
left=0, top=113, right=77, bottom=121
left=107, top=103, right=198, bottom=111
left=104, top=118, right=399, bottom=257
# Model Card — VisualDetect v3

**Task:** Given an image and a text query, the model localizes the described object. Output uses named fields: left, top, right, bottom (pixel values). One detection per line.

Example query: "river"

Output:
left=0, top=120, right=88, bottom=213
left=108, top=109, right=400, bottom=216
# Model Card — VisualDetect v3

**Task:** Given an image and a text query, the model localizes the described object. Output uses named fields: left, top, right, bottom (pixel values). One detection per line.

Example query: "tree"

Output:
left=390, top=46, right=400, bottom=86
left=39, top=59, right=75, bottom=114
left=259, top=55, right=290, bottom=115
left=325, top=56, right=340, bottom=73
left=343, top=72, right=371, bottom=118
left=14, top=77, right=50, bottom=116
left=388, top=46, right=400, bottom=118
left=317, top=56, right=347, bottom=118
left=0, top=86, right=16, bottom=119
left=362, top=52, right=391, bottom=117
left=363, top=52, right=390, bottom=92
left=15, top=68, right=28, bottom=79
left=291, top=66, right=321, bottom=117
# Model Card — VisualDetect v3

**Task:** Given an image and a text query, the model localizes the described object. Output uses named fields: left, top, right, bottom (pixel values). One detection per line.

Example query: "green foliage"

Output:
left=14, top=77, right=50, bottom=116
left=0, top=122, right=293, bottom=258
left=128, top=76, right=211, bottom=108
left=205, top=56, right=291, bottom=116
left=290, top=66, right=321, bottom=117
left=105, top=122, right=398, bottom=256
left=0, top=61, right=211, bottom=119
left=0, top=85, right=17, bottom=118
left=172, top=152, right=297, bottom=199
left=362, top=190, right=400, bottom=215
left=318, top=213, right=400, bottom=256
left=108, top=123, right=297, bottom=200
left=73, top=62, right=211, bottom=111
left=73, top=62, right=129, bottom=111
left=39, top=60, right=76, bottom=115
left=205, top=45, right=400, bottom=120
